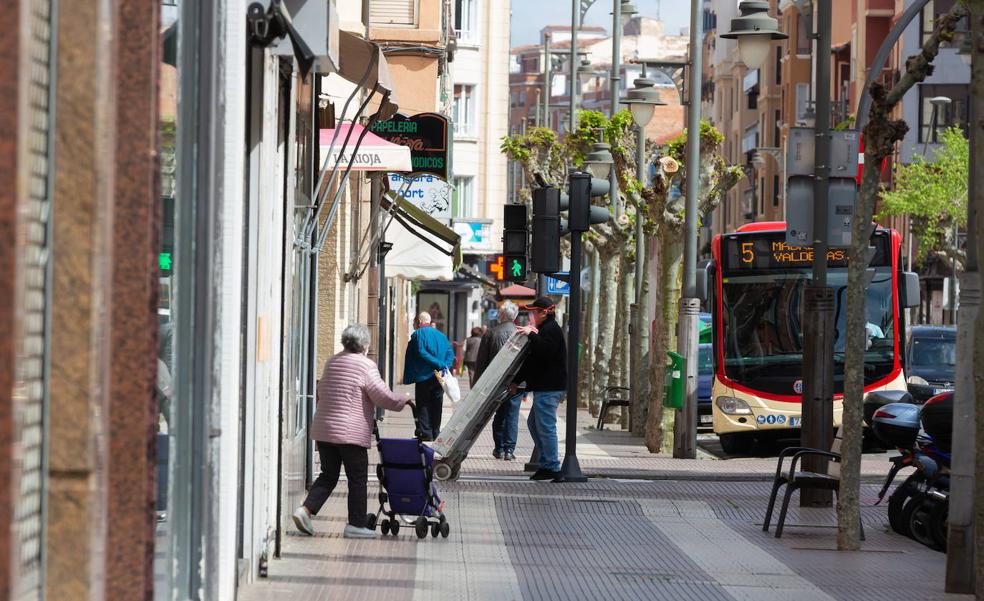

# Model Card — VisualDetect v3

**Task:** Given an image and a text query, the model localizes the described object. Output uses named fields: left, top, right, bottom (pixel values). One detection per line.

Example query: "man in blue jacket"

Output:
left=403, top=311, right=455, bottom=440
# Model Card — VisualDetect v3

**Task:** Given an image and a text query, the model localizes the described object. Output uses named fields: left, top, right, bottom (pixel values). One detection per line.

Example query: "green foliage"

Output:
left=664, top=120, right=725, bottom=161
left=878, top=126, right=968, bottom=262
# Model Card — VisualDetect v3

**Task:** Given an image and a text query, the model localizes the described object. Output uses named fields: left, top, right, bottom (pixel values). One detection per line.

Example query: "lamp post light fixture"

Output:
left=584, top=142, right=615, bottom=180
left=619, top=75, right=666, bottom=128
left=720, top=0, right=787, bottom=69
left=619, top=0, right=638, bottom=26
left=577, top=58, right=595, bottom=87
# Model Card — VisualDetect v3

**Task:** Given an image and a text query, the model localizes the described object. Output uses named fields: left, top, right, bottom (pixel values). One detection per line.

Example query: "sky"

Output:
left=510, top=0, right=691, bottom=46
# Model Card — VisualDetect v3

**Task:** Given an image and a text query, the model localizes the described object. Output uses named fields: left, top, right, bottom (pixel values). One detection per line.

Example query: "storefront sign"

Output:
left=371, top=113, right=450, bottom=178
left=388, top=173, right=452, bottom=221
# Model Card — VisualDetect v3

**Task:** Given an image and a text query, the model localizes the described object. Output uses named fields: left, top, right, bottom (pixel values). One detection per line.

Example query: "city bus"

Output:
left=699, top=222, right=920, bottom=454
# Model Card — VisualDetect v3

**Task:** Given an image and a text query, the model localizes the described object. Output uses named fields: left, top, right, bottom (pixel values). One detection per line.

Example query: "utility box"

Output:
left=663, top=351, right=685, bottom=410
left=785, top=128, right=859, bottom=249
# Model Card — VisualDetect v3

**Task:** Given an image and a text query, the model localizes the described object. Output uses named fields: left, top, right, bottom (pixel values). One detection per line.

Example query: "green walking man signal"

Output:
left=510, top=258, right=523, bottom=277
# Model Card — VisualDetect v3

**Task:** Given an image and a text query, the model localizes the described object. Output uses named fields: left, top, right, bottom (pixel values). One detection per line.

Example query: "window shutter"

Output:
left=370, top=0, right=417, bottom=27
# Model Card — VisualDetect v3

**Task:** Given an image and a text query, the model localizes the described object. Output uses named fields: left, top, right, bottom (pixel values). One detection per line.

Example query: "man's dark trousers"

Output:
left=415, top=376, right=444, bottom=440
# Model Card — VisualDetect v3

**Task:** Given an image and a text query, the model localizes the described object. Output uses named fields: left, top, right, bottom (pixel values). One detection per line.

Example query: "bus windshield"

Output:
left=720, top=267, right=897, bottom=396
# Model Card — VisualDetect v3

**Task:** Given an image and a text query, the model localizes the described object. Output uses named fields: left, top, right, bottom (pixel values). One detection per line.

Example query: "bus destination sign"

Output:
left=722, top=232, right=889, bottom=271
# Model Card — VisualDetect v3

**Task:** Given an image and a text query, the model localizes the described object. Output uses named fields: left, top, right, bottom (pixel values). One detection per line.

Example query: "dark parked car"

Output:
left=698, top=343, right=713, bottom=431
left=906, top=325, right=956, bottom=402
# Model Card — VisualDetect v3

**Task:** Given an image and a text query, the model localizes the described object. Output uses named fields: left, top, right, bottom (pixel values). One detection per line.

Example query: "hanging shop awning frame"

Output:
left=381, top=192, right=462, bottom=269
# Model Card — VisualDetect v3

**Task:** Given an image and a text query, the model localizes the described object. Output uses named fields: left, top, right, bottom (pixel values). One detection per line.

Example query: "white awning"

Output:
left=319, top=124, right=412, bottom=172
left=382, top=193, right=461, bottom=281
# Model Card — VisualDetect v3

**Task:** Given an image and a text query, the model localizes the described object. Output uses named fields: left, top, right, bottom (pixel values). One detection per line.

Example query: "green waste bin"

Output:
left=663, top=351, right=685, bottom=410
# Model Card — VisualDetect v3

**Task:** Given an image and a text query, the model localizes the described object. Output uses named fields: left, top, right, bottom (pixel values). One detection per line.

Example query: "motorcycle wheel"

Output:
left=928, top=499, right=949, bottom=551
left=888, top=475, right=920, bottom=537
left=908, top=496, right=944, bottom=551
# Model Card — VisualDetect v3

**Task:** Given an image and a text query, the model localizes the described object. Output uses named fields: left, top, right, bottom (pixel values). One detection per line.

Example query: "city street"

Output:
left=240, top=391, right=963, bottom=601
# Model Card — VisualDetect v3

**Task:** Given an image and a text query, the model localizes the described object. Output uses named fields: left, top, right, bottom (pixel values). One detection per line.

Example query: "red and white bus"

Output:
left=699, top=222, right=920, bottom=454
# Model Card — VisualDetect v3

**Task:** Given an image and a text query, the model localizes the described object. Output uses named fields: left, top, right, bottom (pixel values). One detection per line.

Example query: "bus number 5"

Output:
left=741, top=242, right=754, bottom=264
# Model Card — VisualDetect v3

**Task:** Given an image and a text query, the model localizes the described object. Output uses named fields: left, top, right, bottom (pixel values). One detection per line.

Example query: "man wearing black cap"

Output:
left=512, top=296, right=566, bottom=481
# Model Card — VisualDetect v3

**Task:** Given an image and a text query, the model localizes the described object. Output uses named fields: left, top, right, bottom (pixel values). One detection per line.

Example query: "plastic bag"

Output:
left=435, top=369, right=461, bottom=404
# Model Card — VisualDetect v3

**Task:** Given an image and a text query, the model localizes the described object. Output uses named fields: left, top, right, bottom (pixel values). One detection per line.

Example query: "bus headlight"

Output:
left=716, top=396, right=753, bottom=415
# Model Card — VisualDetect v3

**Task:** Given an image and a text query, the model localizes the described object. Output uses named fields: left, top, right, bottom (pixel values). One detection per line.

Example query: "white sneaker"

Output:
left=292, top=507, right=313, bottom=536
left=343, top=524, right=380, bottom=539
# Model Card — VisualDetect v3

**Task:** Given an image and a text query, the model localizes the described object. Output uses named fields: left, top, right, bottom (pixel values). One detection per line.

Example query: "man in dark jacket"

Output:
left=512, top=296, right=567, bottom=481
left=475, top=301, right=522, bottom=460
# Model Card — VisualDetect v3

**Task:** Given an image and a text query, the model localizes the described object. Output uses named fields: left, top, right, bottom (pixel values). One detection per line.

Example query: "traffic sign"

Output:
left=545, top=273, right=570, bottom=295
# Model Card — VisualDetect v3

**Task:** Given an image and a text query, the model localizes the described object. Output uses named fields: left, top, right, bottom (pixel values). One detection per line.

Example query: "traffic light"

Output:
left=531, top=187, right=561, bottom=273
left=566, top=171, right=612, bottom=232
left=502, top=204, right=528, bottom=283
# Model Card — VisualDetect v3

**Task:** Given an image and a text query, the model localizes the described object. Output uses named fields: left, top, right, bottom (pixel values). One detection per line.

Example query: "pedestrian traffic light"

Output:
left=502, top=204, right=528, bottom=283
left=566, top=171, right=611, bottom=232
left=531, top=186, right=561, bottom=273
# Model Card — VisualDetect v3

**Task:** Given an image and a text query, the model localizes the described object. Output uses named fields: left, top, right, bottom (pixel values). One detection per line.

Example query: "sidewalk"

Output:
left=239, top=380, right=964, bottom=600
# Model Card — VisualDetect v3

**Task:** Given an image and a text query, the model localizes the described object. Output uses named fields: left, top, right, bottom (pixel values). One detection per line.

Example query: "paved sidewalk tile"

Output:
left=240, top=378, right=966, bottom=601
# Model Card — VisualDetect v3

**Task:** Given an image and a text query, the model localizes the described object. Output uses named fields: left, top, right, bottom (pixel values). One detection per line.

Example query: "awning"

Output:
left=382, top=193, right=461, bottom=281
left=337, top=29, right=398, bottom=119
left=319, top=124, right=412, bottom=172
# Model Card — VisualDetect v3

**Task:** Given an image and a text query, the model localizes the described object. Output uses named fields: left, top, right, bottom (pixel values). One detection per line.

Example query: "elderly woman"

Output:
left=293, top=324, right=409, bottom=539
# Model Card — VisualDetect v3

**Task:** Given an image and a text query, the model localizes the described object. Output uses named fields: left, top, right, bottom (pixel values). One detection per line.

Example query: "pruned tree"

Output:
left=840, top=1, right=968, bottom=551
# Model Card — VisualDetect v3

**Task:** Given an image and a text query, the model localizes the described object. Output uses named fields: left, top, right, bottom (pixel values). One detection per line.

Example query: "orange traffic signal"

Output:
left=490, top=255, right=505, bottom=281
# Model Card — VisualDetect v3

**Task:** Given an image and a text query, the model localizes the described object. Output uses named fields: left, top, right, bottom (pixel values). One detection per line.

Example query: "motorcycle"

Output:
left=863, top=389, right=953, bottom=551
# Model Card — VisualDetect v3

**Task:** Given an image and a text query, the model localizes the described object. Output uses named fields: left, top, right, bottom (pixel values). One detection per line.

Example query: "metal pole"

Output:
left=368, top=174, right=382, bottom=365
left=610, top=0, right=623, bottom=219
left=800, top=0, right=834, bottom=507
left=945, top=18, right=978, bottom=591
left=672, top=0, right=702, bottom=458
left=560, top=227, right=588, bottom=481
left=543, top=32, right=552, bottom=129
left=629, top=119, right=646, bottom=428
left=569, top=0, right=579, bottom=134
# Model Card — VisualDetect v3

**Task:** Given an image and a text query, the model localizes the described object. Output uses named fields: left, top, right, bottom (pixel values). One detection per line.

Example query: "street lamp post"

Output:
left=620, top=72, right=664, bottom=431
left=543, top=32, right=553, bottom=128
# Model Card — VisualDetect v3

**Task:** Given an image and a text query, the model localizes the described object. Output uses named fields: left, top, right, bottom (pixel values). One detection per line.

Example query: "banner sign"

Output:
left=388, top=172, right=452, bottom=221
left=371, top=113, right=450, bottom=179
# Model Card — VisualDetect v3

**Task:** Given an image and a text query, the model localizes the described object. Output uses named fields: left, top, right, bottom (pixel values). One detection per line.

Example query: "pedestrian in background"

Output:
left=475, top=302, right=523, bottom=461
left=512, top=297, right=567, bottom=481
left=403, top=311, right=455, bottom=441
left=463, top=326, right=483, bottom=386
left=293, top=324, right=410, bottom=539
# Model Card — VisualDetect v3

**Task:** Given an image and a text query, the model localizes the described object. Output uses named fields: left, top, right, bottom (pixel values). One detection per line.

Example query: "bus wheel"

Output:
left=719, top=432, right=754, bottom=455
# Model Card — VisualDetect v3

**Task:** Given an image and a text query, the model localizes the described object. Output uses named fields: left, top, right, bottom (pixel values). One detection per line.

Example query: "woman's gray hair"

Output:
left=341, top=324, right=371, bottom=353
left=500, top=301, right=519, bottom=322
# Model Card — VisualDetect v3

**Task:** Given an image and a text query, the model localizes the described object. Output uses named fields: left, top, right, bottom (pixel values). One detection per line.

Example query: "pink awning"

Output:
left=319, top=123, right=412, bottom=172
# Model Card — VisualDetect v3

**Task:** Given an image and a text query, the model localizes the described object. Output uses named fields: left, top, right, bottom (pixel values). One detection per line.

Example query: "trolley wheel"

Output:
left=431, top=523, right=440, bottom=538
left=440, top=521, right=450, bottom=538
left=366, top=514, right=377, bottom=530
left=433, top=461, right=454, bottom=482
left=380, top=519, right=391, bottom=536
left=415, top=517, right=428, bottom=539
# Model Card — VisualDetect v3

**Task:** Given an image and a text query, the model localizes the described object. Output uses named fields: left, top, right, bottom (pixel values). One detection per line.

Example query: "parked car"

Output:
left=906, top=325, right=956, bottom=402
left=698, top=343, right=713, bottom=431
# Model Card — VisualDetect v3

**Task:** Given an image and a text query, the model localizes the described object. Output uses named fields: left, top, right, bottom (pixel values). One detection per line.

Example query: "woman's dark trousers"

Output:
left=302, top=442, right=369, bottom=528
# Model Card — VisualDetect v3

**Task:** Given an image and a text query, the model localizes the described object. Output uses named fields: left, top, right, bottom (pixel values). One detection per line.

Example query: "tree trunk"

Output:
left=631, top=233, right=653, bottom=435
left=645, top=232, right=684, bottom=452
left=592, top=244, right=619, bottom=415
left=838, top=181, right=878, bottom=551
left=580, top=244, right=597, bottom=410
